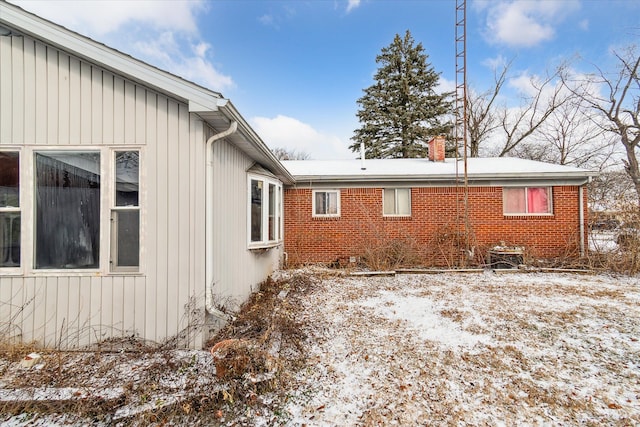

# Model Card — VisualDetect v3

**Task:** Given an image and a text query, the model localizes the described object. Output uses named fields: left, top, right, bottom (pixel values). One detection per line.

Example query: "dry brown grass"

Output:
left=0, top=273, right=314, bottom=426
left=2, top=269, right=638, bottom=425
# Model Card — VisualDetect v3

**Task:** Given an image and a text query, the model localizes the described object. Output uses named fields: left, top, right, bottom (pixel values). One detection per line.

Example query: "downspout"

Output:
left=205, top=121, right=238, bottom=318
left=579, top=184, right=585, bottom=257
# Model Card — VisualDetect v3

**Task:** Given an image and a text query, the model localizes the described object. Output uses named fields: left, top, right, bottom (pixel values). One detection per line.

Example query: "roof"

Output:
left=0, top=1, right=293, bottom=184
left=282, top=157, right=597, bottom=186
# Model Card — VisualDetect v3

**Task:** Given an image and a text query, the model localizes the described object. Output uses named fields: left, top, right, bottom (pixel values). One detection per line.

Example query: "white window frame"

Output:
left=503, top=186, right=553, bottom=216
left=248, top=173, right=283, bottom=249
left=312, top=190, right=340, bottom=218
left=110, top=150, right=141, bottom=272
left=33, top=150, right=103, bottom=271
left=0, top=150, right=22, bottom=274
left=0, top=146, right=144, bottom=276
left=383, top=188, right=411, bottom=217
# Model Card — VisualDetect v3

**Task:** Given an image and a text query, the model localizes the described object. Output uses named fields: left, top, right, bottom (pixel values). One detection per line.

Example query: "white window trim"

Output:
left=503, top=186, right=553, bottom=216
left=383, top=188, right=412, bottom=217
left=0, top=149, right=23, bottom=275
left=247, top=173, right=283, bottom=249
left=110, top=149, right=141, bottom=273
left=0, top=146, right=144, bottom=276
left=31, top=149, right=104, bottom=273
left=312, top=189, right=341, bottom=218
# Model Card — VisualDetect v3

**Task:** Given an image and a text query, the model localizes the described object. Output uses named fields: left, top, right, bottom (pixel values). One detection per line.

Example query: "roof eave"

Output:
left=291, top=171, right=595, bottom=186
left=205, top=100, right=296, bottom=185
left=0, top=2, right=223, bottom=110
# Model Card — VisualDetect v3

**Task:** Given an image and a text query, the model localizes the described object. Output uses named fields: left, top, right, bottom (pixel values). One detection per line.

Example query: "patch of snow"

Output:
left=360, top=290, right=491, bottom=349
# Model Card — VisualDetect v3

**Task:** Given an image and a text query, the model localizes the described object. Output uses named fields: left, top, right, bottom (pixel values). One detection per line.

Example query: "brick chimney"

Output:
left=428, top=136, right=446, bottom=162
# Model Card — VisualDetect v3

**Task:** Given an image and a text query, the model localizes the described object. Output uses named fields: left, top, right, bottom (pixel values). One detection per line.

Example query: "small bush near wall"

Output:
left=588, top=205, right=640, bottom=274
left=360, top=236, right=422, bottom=271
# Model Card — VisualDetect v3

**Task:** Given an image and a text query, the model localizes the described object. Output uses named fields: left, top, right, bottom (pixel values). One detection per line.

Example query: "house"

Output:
left=0, top=3, right=599, bottom=351
left=283, top=137, right=596, bottom=268
left=0, top=2, right=293, bottom=349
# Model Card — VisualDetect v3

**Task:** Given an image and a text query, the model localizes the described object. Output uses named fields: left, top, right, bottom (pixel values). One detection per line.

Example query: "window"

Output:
left=111, top=151, right=140, bottom=271
left=250, top=179, right=263, bottom=242
left=383, top=188, right=411, bottom=216
left=313, top=190, right=340, bottom=217
left=504, top=187, right=552, bottom=215
left=0, top=152, right=20, bottom=268
left=249, top=175, right=282, bottom=247
left=268, top=183, right=276, bottom=241
left=35, top=152, right=101, bottom=269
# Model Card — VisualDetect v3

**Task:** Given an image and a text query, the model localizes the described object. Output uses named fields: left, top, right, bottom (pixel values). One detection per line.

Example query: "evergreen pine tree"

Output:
left=350, top=30, right=453, bottom=158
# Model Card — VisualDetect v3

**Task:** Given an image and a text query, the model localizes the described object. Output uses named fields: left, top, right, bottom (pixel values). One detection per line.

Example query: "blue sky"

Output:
left=10, top=0, right=640, bottom=160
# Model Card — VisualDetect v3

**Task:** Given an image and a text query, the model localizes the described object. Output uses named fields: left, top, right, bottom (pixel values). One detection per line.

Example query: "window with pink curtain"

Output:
left=527, top=187, right=550, bottom=213
left=504, top=187, right=551, bottom=215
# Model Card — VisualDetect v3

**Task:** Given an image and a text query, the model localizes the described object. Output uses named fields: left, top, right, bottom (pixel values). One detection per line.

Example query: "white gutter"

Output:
left=205, top=121, right=238, bottom=318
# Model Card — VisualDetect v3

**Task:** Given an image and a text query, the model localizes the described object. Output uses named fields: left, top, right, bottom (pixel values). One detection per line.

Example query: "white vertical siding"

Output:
left=0, top=35, right=12, bottom=143
left=210, top=139, right=283, bottom=311
left=57, top=52, right=70, bottom=143
left=0, top=32, right=206, bottom=348
left=11, top=35, right=24, bottom=141
left=68, top=57, right=81, bottom=144
left=189, top=117, right=206, bottom=341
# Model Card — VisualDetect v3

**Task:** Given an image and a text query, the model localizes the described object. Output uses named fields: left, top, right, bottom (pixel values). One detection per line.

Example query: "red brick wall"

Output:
left=284, top=185, right=588, bottom=267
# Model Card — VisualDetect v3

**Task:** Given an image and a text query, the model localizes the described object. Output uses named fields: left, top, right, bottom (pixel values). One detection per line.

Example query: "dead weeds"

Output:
left=1, top=270, right=638, bottom=425
left=0, top=273, right=316, bottom=426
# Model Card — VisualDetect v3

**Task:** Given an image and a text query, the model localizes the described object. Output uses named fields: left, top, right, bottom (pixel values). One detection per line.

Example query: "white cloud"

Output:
left=11, top=0, right=234, bottom=92
left=251, top=115, right=354, bottom=160
left=508, top=72, right=541, bottom=98
left=579, top=19, right=589, bottom=31
left=346, top=0, right=361, bottom=13
left=11, top=0, right=203, bottom=36
left=258, top=14, right=277, bottom=28
left=134, top=33, right=234, bottom=91
left=482, top=0, right=580, bottom=48
left=482, top=54, right=508, bottom=70
left=436, top=77, right=456, bottom=95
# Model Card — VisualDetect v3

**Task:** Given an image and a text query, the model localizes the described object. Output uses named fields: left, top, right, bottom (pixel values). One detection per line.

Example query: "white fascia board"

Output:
left=291, top=173, right=592, bottom=186
left=0, top=2, right=222, bottom=111
left=189, top=98, right=229, bottom=114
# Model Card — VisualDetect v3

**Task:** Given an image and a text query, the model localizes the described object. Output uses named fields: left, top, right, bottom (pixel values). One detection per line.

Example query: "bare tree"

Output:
left=512, top=95, right=617, bottom=169
left=466, top=62, right=574, bottom=158
left=496, top=69, right=575, bottom=157
left=589, top=169, right=636, bottom=213
left=271, top=147, right=310, bottom=161
left=466, top=61, right=509, bottom=157
left=563, top=47, right=640, bottom=204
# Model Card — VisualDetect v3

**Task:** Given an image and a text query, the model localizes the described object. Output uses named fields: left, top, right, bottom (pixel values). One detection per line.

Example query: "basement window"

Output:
left=313, top=190, right=340, bottom=217
left=504, top=187, right=552, bottom=215
left=383, top=188, right=411, bottom=216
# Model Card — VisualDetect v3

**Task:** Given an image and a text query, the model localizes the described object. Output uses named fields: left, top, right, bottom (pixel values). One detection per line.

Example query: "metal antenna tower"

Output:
left=455, top=0, right=470, bottom=264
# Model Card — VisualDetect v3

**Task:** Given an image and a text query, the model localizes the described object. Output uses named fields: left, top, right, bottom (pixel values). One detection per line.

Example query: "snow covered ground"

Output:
left=282, top=270, right=639, bottom=426
left=1, top=270, right=639, bottom=425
